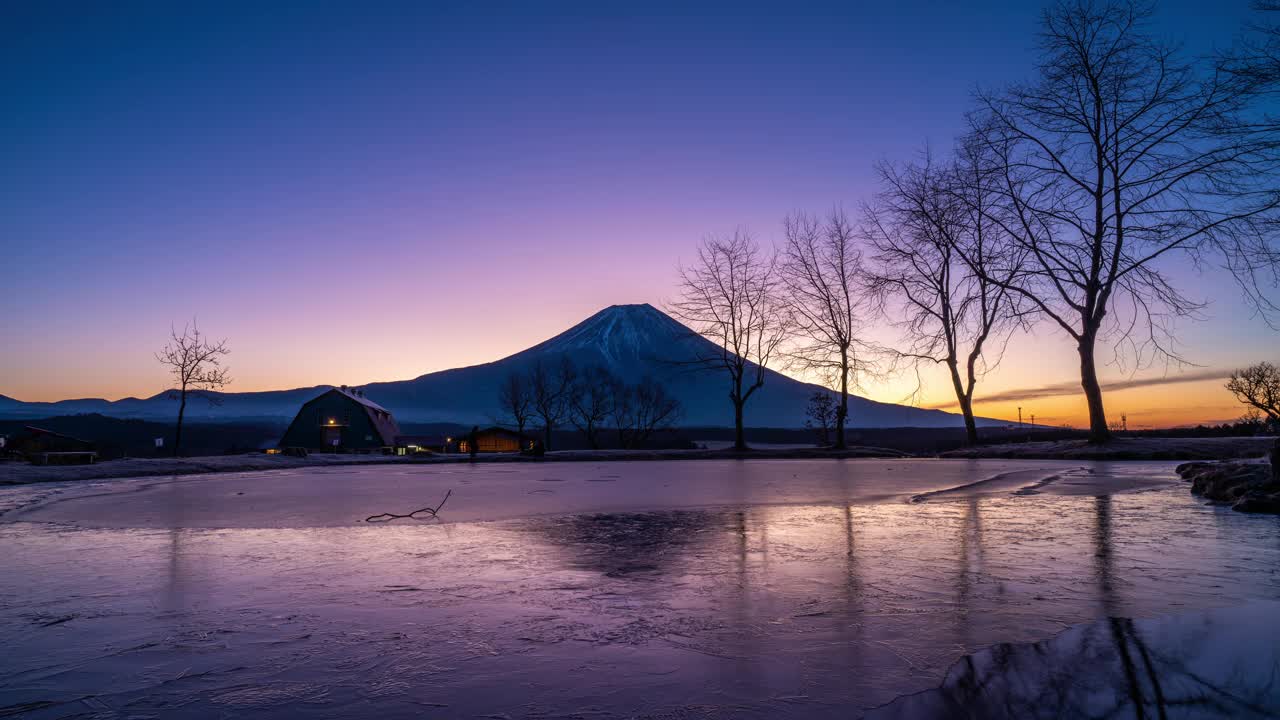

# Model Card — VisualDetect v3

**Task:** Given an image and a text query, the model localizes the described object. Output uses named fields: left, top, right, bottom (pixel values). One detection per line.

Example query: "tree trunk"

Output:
left=947, top=360, right=978, bottom=445
left=834, top=351, right=849, bottom=450
left=174, top=391, right=187, bottom=458
left=1079, top=334, right=1111, bottom=444
left=543, top=423, right=553, bottom=452
left=733, top=400, right=746, bottom=451
left=959, top=395, right=978, bottom=446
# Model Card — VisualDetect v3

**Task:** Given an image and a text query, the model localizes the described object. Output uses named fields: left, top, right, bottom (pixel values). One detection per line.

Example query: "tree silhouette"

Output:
left=967, top=0, right=1280, bottom=442
left=156, top=321, right=230, bottom=457
left=778, top=208, right=873, bottom=449
left=669, top=231, right=785, bottom=451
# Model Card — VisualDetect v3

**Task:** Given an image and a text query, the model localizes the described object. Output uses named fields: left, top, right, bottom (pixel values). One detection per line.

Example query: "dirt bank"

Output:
left=940, top=436, right=1275, bottom=461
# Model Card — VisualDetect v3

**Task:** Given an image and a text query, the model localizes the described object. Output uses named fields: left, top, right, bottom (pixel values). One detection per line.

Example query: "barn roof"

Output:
left=333, top=386, right=391, bottom=413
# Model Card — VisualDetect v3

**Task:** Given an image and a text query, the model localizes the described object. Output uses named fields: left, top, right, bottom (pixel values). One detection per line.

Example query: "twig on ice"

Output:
left=365, top=489, right=453, bottom=523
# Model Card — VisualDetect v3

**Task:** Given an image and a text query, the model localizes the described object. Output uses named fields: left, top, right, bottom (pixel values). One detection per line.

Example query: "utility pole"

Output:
left=1017, top=407, right=1022, bottom=429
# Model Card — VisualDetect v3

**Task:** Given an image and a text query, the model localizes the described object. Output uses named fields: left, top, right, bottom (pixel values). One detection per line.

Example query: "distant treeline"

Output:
left=4, top=414, right=1271, bottom=462
left=0, top=414, right=285, bottom=460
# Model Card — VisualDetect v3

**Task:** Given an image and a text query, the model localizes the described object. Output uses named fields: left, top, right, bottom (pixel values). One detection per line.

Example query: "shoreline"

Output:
left=0, top=445, right=909, bottom=485
left=2, top=436, right=1271, bottom=486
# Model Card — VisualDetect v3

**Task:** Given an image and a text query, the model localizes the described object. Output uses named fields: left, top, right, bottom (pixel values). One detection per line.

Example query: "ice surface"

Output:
left=1, top=460, right=1278, bottom=718
left=5, top=459, right=1180, bottom=528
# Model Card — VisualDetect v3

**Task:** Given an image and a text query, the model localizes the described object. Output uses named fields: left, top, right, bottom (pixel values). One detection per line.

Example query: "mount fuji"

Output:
left=0, top=304, right=1000, bottom=428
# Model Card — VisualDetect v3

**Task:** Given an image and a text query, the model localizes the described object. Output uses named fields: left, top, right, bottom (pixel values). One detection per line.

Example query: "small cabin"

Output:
left=459, top=426, right=535, bottom=453
left=279, top=386, right=400, bottom=451
left=6, top=426, right=97, bottom=463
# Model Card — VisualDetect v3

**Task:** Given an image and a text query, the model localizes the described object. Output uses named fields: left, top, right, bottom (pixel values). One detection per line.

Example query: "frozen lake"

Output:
left=2, top=459, right=1279, bottom=718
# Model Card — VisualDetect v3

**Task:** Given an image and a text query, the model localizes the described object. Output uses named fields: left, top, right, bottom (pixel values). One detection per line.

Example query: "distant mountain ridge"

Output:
left=0, top=304, right=1003, bottom=429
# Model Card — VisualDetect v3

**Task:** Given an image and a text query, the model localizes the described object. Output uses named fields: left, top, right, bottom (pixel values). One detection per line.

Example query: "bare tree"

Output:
left=529, top=357, right=577, bottom=451
left=863, top=146, right=1022, bottom=445
left=969, top=0, right=1280, bottom=442
left=777, top=208, right=872, bottom=449
left=569, top=365, right=617, bottom=449
left=609, top=376, right=682, bottom=449
left=1226, top=361, right=1280, bottom=422
left=497, top=371, right=533, bottom=438
left=156, top=321, right=231, bottom=457
left=804, top=391, right=837, bottom=447
left=669, top=231, right=786, bottom=450
left=1223, top=1, right=1280, bottom=91
left=626, top=377, right=683, bottom=448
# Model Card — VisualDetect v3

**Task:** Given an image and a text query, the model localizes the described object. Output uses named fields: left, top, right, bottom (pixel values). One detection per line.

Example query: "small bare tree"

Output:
left=609, top=376, right=682, bottom=449
left=778, top=208, right=872, bottom=449
left=1226, top=361, right=1280, bottom=423
left=804, top=391, right=837, bottom=447
left=529, top=357, right=577, bottom=451
left=497, top=371, right=533, bottom=438
left=969, top=0, right=1280, bottom=442
left=569, top=365, right=618, bottom=449
left=669, top=231, right=786, bottom=450
left=863, top=147, right=1022, bottom=445
left=156, top=321, right=231, bottom=457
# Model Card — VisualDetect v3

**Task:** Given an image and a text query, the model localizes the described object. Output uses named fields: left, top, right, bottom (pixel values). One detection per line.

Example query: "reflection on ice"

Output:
left=868, top=602, right=1280, bottom=719
left=0, top=472, right=1278, bottom=718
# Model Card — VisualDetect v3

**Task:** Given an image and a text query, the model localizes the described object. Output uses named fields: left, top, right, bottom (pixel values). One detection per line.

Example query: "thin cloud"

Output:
left=926, top=369, right=1230, bottom=409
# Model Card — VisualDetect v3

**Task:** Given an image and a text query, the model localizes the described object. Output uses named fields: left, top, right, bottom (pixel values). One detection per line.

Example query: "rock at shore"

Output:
left=1177, top=457, right=1280, bottom=514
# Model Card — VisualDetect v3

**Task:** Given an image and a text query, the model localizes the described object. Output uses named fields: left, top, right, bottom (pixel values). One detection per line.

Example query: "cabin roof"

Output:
left=474, top=426, right=535, bottom=440
left=21, top=426, right=91, bottom=444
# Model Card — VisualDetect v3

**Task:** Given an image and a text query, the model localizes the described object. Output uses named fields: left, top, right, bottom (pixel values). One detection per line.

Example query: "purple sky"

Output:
left=1, top=1, right=1274, bottom=426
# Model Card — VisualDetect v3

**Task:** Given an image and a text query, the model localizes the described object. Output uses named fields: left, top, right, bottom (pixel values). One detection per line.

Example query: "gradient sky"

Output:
left=2, top=0, right=1275, bottom=428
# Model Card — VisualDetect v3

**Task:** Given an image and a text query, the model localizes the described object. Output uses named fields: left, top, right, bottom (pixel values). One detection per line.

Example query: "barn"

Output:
left=279, top=386, right=400, bottom=451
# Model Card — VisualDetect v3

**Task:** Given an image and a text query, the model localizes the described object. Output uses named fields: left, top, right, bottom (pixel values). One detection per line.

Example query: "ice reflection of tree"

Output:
left=165, top=527, right=187, bottom=613
left=164, top=481, right=191, bottom=615
left=528, top=510, right=728, bottom=578
left=866, top=609, right=1280, bottom=719
left=840, top=503, right=871, bottom=703
left=726, top=509, right=764, bottom=693
left=953, top=497, right=986, bottom=651
left=1093, top=495, right=1119, bottom=616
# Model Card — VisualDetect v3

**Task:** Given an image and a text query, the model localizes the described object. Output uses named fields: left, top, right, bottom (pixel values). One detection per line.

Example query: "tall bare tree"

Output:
left=969, top=0, right=1280, bottom=442
left=777, top=208, right=870, bottom=449
left=1226, top=361, right=1280, bottom=423
left=497, top=370, right=533, bottom=438
left=863, top=147, right=1022, bottom=445
left=529, top=357, right=576, bottom=451
left=156, top=321, right=231, bottom=457
left=669, top=231, right=785, bottom=450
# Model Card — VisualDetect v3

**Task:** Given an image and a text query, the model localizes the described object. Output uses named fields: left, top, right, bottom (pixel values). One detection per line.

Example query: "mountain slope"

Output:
left=0, top=304, right=1001, bottom=428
